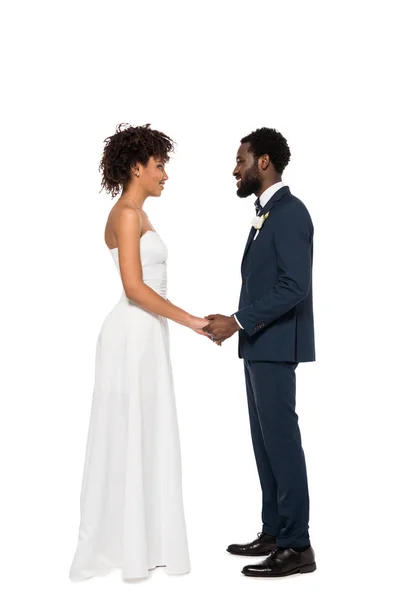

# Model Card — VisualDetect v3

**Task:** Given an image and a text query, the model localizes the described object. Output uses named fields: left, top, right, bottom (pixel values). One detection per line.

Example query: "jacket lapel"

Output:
left=241, top=186, right=290, bottom=267
left=242, top=226, right=256, bottom=262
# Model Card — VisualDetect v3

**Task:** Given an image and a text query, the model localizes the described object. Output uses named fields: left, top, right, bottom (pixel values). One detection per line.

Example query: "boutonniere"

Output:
left=251, top=211, right=270, bottom=230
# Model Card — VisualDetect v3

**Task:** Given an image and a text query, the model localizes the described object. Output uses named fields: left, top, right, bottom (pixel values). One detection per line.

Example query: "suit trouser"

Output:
left=244, top=360, right=310, bottom=547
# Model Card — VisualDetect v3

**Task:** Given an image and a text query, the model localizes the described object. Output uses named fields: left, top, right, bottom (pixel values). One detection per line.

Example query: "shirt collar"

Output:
left=259, top=181, right=286, bottom=208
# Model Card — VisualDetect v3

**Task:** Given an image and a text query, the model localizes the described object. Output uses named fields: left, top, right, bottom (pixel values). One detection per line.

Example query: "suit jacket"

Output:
left=235, top=186, right=315, bottom=362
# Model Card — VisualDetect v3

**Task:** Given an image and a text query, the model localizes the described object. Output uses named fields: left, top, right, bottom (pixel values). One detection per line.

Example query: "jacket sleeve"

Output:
left=234, top=202, right=313, bottom=337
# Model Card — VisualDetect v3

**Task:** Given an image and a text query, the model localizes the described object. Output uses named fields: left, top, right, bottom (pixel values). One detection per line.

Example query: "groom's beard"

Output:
left=236, top=171, right=262, bottom=198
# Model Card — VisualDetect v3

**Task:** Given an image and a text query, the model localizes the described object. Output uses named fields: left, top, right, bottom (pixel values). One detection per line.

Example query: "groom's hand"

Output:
left=202, top=314, right=240, bottom=343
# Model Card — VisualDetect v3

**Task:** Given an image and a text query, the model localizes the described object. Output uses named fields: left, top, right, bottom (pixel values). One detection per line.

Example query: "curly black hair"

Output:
left=241, top=127, right=291, bottom=175
left=99, top=123, right=175, bottom=197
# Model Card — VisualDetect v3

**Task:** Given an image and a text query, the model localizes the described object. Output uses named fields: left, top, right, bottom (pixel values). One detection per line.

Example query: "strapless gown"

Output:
left=69, top=231, right=190, bottom=580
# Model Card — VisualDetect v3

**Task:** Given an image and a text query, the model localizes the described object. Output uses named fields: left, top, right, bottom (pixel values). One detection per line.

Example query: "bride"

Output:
left=69, top=123, right=210, bottom=581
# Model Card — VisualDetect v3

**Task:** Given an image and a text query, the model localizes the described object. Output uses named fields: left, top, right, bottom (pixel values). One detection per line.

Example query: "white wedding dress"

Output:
left=69, top=231, right=190, bottom=581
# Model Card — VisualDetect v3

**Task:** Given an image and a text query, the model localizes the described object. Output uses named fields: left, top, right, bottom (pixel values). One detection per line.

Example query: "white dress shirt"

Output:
left=233, top=182, right=286, bottom=330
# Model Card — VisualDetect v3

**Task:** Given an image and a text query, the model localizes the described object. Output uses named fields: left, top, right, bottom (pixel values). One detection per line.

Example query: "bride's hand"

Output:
left=189, top=316, right=222, bottom=345
left=189, top=316, right=209, bottom=334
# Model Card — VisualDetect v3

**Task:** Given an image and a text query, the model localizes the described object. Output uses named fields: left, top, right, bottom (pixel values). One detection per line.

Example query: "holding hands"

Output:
left=188, top=314, right=240, bottom=346
left=202, top=314, right=240, bottom=345
left=188, top=316, right=221, bottom=346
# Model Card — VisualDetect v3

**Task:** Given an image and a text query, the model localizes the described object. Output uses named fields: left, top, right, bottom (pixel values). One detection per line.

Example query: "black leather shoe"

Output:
left=242, top=546, right=317, bottom=577
left=227, top=532, right=276, bottom=556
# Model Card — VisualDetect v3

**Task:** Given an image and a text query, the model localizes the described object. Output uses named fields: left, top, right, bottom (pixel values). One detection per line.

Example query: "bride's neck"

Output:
left=119, top=190, right=148, bottom=211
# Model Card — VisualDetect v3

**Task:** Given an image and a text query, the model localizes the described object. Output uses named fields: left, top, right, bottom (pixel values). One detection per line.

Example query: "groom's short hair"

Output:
left=241, top=128, right=291, bottom=174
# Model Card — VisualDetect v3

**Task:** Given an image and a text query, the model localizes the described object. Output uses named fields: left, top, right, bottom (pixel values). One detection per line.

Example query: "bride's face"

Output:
left=137, top=156, right=169, bottom=197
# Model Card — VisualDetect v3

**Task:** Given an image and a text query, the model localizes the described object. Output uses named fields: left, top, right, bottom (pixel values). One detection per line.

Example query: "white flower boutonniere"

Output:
left=251, top=211, right=270, bottom=230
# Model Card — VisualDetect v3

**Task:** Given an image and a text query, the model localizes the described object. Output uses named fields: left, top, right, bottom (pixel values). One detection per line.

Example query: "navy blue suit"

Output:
left=234, top=186, right=315, bottom=548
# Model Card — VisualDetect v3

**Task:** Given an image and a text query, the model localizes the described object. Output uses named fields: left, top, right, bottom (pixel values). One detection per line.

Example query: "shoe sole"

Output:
left=227, top=548, right=275, bottom=557
left=227, top=549, right=275, bottom=557
left=242, top=562, right=317, bottom=577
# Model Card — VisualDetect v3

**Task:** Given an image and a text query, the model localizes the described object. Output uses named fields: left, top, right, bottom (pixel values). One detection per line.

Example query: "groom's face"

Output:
left=233, top=143, right=262, bottom=198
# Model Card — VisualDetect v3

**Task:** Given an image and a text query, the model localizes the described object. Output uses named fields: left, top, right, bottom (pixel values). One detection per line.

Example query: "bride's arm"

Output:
left=115, top=207, right=207, bottom=330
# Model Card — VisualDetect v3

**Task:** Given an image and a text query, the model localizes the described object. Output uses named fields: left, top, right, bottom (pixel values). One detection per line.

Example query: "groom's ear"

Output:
left=258, top=154, right=270, bottom=171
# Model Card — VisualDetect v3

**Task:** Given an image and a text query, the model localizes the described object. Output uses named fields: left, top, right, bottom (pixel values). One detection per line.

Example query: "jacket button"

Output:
left=242, top=278, right=246, bottom=284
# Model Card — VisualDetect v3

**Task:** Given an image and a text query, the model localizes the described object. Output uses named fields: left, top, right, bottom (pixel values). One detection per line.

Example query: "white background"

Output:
left=1, top=1, right=399, bottom=598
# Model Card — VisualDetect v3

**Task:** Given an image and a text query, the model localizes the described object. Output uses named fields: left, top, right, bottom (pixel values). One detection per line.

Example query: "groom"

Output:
left=203, top=128, right=316, bottom=578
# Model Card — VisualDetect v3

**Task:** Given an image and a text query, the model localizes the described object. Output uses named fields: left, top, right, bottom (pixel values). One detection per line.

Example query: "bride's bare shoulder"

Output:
left=104, top=204, right=141, bottom=248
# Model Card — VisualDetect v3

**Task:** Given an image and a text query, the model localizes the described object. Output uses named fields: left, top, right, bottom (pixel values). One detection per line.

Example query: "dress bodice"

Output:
left=110, top=231, right=168, bottom=299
